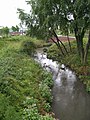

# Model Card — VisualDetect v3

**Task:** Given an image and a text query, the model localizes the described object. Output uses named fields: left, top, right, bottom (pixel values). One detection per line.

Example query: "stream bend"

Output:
left=34, top=49, right=90, bottom=120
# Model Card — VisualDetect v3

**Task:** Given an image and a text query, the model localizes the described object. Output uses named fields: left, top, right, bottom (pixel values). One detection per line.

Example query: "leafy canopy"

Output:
left=18, top=0, right=90, bottom=39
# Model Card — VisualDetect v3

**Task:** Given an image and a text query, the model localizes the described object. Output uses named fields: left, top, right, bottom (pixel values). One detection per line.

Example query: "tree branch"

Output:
left=52, top=30, right=68, bottom=55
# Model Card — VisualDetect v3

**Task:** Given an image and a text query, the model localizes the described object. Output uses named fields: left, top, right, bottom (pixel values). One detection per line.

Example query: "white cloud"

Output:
left=0, top=0, right=30, bottom=27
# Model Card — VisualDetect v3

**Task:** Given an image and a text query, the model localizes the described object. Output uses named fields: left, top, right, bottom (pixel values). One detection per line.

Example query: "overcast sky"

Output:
left=0, top=0, right=30, bottom=28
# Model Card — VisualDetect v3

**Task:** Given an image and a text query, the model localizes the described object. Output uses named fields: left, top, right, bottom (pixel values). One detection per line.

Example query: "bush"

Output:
left=41, top=71, right=53, bottom=87
left=21, top=41, right=36, bottom=56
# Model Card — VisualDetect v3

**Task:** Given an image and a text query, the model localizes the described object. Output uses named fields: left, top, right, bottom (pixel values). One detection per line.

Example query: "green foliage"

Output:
left=80, top=75, right=90, bottom=92
left=47, top=44, right=61, bottom=61
left=0, top=94, right=21, bottom=120
left=21, top=40, right=36, bottom=56
left=86, top=80, right=90, bottom=92
left=43, top=103, right=51, bottom=112
left=23, top=103, right=40, bottom=120
left=4, top=106, right=21, bottom=120
left=0, top=36, right=54, bottom=119
left=39, top=83, right=52, bottom=103
left=22, top=97, right=54, bottom=120
left=11, top=25, right=19, bottom=32
left=20, top=37, right=50, bottom=55
left=3, top=36, right=26, bottom=41
left=0, top=40, right=7, bottom=49
left=41, top=71, right=53, bottom=87
left=0, top=27, right=9, bottom=37
left=18, top=0, right=90, bottom=64
left=18, top=0, right=90, bottom=38
left=39, top=71, right=53, bottom=104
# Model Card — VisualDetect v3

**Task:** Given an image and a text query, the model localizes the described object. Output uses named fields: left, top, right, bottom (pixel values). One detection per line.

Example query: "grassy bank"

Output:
left=0, top=36, right=54, bottom=120
left=47, top=39, right=90, bottom=92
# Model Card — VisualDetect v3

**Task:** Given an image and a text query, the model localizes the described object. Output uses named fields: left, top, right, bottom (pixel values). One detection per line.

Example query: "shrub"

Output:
left=39, top=83, right=52, bottom=103
left=21, top=41, right=36, bottom=56
left=41, top=71, right=53, bottom=87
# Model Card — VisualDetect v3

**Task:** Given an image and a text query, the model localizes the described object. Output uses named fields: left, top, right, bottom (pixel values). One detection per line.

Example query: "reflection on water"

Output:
left=35, top=49, right=90, bottom=120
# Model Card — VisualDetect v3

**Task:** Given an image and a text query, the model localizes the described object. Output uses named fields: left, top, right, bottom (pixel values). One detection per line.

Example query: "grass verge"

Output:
left=0, top=36, right=54, bottom=120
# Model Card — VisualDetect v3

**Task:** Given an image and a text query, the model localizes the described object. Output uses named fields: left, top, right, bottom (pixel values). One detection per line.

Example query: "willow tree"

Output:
left=17, top=0, right=90, bottom=64
left=18, top=0, right=70, bottom=56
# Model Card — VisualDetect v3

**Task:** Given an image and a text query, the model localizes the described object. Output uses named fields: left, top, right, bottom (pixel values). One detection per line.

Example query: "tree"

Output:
left=16, top=25, right=19, bottom=32
left=11, top=26, right=17, bottom=32
left=11, top=25, right=19, bottom=32
left=17, top=0, right=90, bottom=64
left=84, top=30, right=90, bottom=63
left=0, top=27, right=9, bottom=36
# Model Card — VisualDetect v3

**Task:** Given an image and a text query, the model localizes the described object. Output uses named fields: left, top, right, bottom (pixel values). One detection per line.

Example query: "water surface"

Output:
left=35, top=49, right=90, bottom=120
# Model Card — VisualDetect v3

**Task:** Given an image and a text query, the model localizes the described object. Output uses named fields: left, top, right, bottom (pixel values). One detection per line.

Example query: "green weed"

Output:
left=0, top=36, right=54, bottom=119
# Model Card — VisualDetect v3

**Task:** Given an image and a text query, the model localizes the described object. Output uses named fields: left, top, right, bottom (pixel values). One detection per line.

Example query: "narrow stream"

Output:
left=34, top=49, right=90, bottom=120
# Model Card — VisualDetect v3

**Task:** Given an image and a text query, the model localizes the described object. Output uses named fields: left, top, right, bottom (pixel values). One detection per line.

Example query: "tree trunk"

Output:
left=74, top=28, right=81, bottom=55
left=49, top=30, right=65, bottom=56
left=84, top=31, right=90, bottom=64
left=67, top=35, right=72, bottom=52
left=74, top=27, right=85, bottom=63
left=51, top=38, right=65, bottom=56
left=79, top=38, right=84, bottom=63
left=52, top=30, right=68, bottom=55
left=75, top=34, right=85, bottom=63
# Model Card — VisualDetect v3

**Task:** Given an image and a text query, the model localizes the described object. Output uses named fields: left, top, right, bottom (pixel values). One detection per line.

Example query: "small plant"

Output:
left=39, top=83, right=52, bottom=103
left=43, top=103, right=51, bottom=112
left=41, top=71, right=53, bottom=87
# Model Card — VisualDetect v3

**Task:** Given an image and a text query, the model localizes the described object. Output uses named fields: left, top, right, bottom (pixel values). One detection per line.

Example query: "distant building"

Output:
left=9, top=30, right=25, bottom=36
left=9, top=26, right=27, bottom=36
left=10, top=32, right=21, bottom=36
